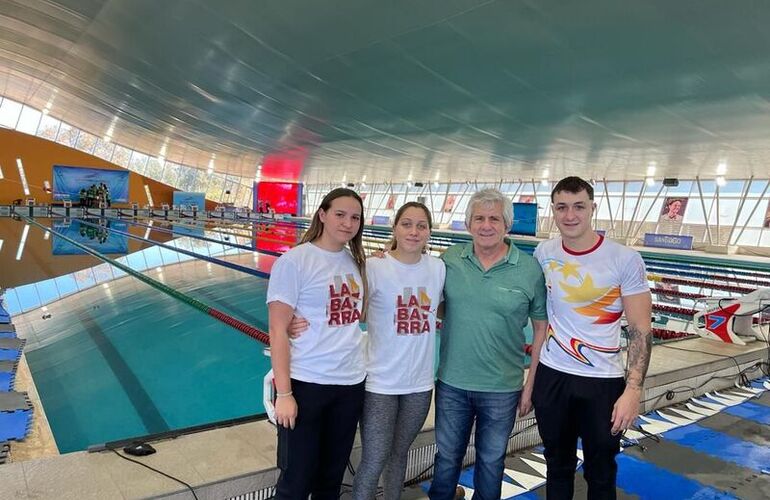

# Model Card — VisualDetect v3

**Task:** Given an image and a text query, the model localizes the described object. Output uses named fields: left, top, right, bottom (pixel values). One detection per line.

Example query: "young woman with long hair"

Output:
left=289, top=201, right=445, bottom=499
left=351, top=201, right=445, bottom=500
left=267, top=187, right=367, bottom=500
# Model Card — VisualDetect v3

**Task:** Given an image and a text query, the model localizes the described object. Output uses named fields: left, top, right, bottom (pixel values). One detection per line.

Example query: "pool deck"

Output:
left=0, top=335, right=766, bottom=499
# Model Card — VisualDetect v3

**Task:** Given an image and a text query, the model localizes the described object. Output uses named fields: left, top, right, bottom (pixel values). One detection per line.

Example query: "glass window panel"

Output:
left=15, top=284, right=41, bottom=311
left=16, top=106, right=42, bottom=135
left=206, top=173, right=226, bottom=202
left=35, top=279, right=60, bottom=305
left=129, top=151, right=149, bottom=174
left=142, top=246, right=163, bottom=268
left=93, top=137, right=115, bottom=160
left=759, top=229, right=770, bottom=247
left=719, top=180, right=745, bottom=195
left=3, top=289, right=22, bottom=316
left=748, top=180, right=770, bottom=194
left=176, top=164, right=199, bottom=191
left=145, top=157, right=165, bottom=181
left=110, top=258, right=129, bottom=279
left=223, top=176, right=239, bottom=204
left=0, top=98, right=22, bottom=128
left=161, top=162, right=182, bottom=187
left=192, top=169, right=210, bottom=192
left=75, top=130, right=98, bottom=154
left=159, top=246, right=181, bottom=265
left=92, top=263, right=114, bottom=283
left=55, top=122, right=79, bottom=148
left=664, top=180, right=693, bottom=194
left=111, top=145, right=132, bottom=167
left=126, top=251, right=148, bottom=271
left=737, top=228, right=762, bottom=246
left=717, top=199, right=740, bottom=225
left=36, top=114, right=61, bottom=140
left=54, top=274, right=79, bottom=297
left=73, top=268, right=97, bottom=290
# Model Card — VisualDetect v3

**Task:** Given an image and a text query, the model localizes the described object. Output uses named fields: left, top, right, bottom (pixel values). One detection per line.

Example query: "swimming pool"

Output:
left=17, top=221, right=273, bottom=453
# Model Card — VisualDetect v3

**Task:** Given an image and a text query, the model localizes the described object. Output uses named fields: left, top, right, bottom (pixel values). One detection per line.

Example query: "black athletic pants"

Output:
left=275, top=378, right=365, bottom=500
left=532, top=363, right=625, bottom=500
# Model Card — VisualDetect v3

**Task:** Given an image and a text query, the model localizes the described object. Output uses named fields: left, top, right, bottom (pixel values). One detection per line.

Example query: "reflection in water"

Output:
left=51, top=219, right=128, bottom=255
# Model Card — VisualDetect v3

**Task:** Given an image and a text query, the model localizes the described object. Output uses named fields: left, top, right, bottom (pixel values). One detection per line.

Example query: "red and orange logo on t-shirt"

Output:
left=328, top=274, right=361, bottom=326
left=395, top=287, right=431, bottom=335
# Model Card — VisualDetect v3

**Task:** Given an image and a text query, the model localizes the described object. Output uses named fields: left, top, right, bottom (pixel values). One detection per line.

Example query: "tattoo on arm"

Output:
left=625, top=325, right=652, bottom=389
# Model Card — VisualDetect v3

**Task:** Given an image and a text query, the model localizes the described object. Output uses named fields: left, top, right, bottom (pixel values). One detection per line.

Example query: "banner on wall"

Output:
left=254, top=182, right=302, bottom=215
left=643, top=233, right=694, bottom=250
left=442, top=194, right=456, bottom=213
left=510, top=202, right=538, bottom=236
left=386, top=194, right=396, bottom=210
left=52, top=220, right=128, bottom=255
left=659, top=197, right=688, bottom=223
left=173, top=192, right=205, bottom=209
left=52, top=165, right=129, bottom=203
left=764, top=200, right=770, bottom=228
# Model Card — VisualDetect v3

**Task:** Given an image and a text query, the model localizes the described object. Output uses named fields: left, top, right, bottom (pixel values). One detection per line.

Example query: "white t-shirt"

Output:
left=533, top=235, right=649, bottom=378
left=365, top=254, right=445, bottom=394
left=266, top=242, right=366, bottom=385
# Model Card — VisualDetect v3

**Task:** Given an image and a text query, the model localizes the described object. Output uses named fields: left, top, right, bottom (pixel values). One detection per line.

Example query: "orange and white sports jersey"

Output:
left=533, top=235, right=649, bottom=377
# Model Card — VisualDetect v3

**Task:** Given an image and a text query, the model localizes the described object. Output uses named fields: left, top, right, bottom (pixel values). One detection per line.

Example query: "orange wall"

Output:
left=0, top=128, right=176, bottom=206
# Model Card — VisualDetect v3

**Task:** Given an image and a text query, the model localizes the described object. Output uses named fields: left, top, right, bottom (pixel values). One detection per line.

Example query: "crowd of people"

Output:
left=266, top=176, right=652, bottom=500
left=78, top=183, right=111, bottom=208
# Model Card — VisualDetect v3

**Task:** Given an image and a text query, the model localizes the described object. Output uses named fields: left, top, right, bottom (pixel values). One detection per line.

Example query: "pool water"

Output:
left=24, top=254, right=272, bottom=453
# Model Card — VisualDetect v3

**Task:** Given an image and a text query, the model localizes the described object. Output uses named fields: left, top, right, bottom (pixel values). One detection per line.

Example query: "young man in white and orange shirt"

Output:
left=521, top=176, right=652, bottom=499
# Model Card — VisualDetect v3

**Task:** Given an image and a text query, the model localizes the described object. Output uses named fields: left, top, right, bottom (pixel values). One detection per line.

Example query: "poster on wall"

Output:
left=764, top=200, right=770, bottom=228
left=173, top=192, right=206, bottom=209
left=52, top=165, right=130, bottom=203
left=659, top=197, right=688, bottom=223
left=442, top=194, right=456, bottom=213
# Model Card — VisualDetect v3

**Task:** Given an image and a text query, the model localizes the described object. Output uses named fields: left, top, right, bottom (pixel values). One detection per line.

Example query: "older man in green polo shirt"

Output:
left=429, top=188, right=548, bottom=500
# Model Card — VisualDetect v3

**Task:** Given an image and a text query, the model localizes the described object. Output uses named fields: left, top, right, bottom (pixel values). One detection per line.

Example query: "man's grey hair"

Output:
left=465, top=188, right=513, bottom=229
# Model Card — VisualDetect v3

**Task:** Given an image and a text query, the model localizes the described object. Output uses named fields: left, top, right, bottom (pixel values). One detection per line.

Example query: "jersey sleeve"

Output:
left=620, top=250, right=650, bottom=296
left=266, top=255, right=301, bottom=308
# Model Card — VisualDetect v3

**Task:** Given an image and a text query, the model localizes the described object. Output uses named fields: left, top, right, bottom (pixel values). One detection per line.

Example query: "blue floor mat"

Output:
left=616, top=453, right=737, bottom=499
left=0, top=372, right=14, bottom=392
left=723, top=401, right=770, bottom=426
left=0, top=409, right=32, bottom=441
left=0, top=350, right=21, bottom=362
left=663, top=423, right=770, bottom=473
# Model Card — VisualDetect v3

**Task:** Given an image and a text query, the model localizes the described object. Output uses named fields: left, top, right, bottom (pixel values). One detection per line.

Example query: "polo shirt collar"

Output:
left=461, top=238, right=520, bottom=266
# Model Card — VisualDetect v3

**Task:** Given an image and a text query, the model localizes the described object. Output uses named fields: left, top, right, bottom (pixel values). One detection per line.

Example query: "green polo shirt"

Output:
left=438, top=239, right=547, bottom=392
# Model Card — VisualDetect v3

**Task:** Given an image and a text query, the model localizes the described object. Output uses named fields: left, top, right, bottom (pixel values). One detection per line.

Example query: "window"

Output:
left=75, top=131, right=98, bottom=154
left=111, top=145, right=132, bottom=167
left=93, top=137, right=115, bottom=160
left=36, top=114, right=61, bottom=140
left=129, top=151, right=149, bottom=174
left=55, top=122, right=79, bottom=148
left=16, top=106, right=42, bottom=135
left=0, top=98, right=22, bottom=128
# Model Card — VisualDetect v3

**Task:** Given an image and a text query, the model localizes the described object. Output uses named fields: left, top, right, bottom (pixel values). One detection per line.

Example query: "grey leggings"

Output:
left=351, top=390, right=433, bottom=500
